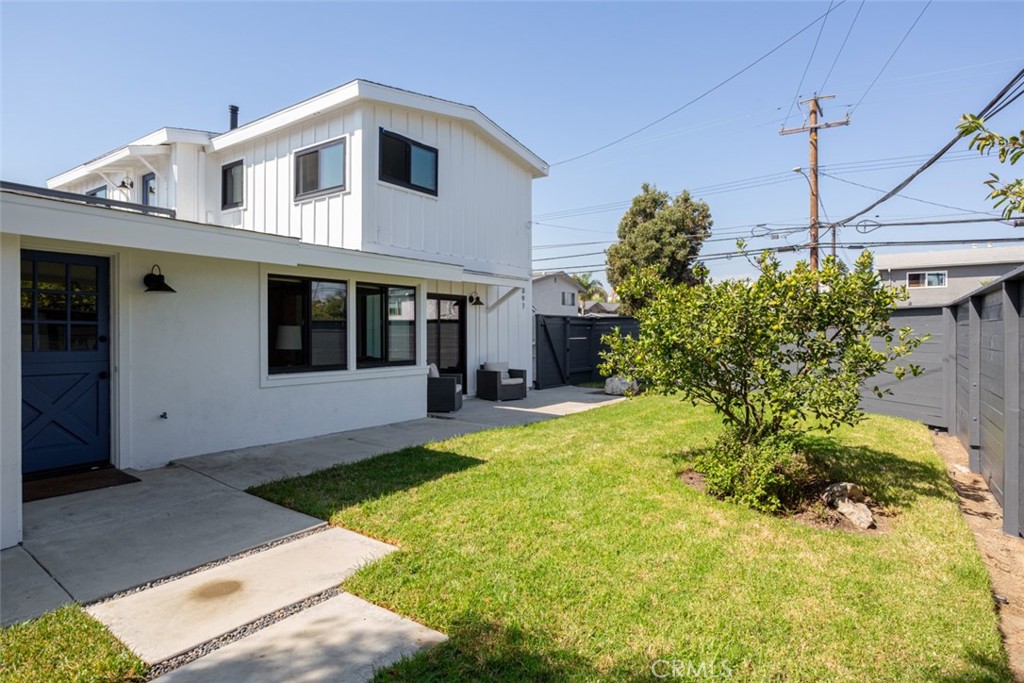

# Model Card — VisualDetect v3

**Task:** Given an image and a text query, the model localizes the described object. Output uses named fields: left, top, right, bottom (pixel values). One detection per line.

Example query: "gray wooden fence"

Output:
left=863, top=265, right=1023, bottom=537
left=534, top=315, right=639, bottom=390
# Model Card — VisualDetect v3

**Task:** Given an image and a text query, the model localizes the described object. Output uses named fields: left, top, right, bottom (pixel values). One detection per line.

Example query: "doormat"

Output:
left=23, top=468, right=141, bottom=503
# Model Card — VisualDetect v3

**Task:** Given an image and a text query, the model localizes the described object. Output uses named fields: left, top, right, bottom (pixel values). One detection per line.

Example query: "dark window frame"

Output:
left=221, top=160, right=244, bottom=210
left=294, top=138, right=346, bottom=201
left=141, top=172, right=156, bottom=206
left=267, top=275, right=348, bottom=375
left=356, top=282, right=417, bottom=369
left=378, top=128, right=438, bottom=196
left=85, top=185, right=107, bottom=198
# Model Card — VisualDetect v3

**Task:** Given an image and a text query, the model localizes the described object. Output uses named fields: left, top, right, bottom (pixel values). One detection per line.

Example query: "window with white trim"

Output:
left=379, top=128, right=438, bottom=195
left=295, top=139, right=345, bottom=200
left=562, top=291, right=577, bottom=306
left=907, top=271, right=947, bottom=288
left=221, top=160, right=244, bottom=210
left=268, top=276, right=347, bottom=373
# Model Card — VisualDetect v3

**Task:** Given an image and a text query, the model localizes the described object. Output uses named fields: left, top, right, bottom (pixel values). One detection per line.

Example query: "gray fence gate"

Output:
left=534, top=316, right=639, bottom=390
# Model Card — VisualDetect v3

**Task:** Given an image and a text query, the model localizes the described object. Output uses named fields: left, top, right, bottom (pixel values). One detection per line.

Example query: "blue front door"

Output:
left=21, top=251, right=111, bottom=475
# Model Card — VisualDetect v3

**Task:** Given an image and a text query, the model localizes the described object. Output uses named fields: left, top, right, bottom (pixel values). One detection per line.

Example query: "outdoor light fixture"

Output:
left=468, top=292, right=485, bottom=306
left=118, top=177, right=134, bottom=190
left=143, top=265, right=176, bottom=292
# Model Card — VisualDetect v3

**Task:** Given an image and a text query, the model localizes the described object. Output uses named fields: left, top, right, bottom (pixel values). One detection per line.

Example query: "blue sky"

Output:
left=2, top=1, right=1021, bottom=281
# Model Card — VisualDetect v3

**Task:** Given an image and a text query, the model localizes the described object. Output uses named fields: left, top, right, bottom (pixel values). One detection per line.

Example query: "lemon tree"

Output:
left=602, top=250, right=923, bottom=444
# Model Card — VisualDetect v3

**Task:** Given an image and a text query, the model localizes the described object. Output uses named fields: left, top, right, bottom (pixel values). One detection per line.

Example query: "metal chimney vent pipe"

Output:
left=229, top=105, right=239, bottom=130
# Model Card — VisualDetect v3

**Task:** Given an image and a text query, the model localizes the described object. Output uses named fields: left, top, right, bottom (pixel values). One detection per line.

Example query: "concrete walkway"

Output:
left=1, top=386, right=621, bottom=681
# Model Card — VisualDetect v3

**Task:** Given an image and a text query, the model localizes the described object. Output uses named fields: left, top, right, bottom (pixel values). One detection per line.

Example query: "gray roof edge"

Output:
left=948, top=263, right=1024, bottom=307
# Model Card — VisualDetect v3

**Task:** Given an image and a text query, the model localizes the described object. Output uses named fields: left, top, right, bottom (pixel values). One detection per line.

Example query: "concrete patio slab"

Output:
left=22, top=466, right=323, bottom=604
left=89, top=527, right=395, bottom=663
left=0, top=546, right=72, bottom=626
left=154, top=592, right=446, bottom=683
left=176, top=387, right=623, bottom=491
left=342, top=417, right=489, bottom=451
left=174, top=437, right=388, bottom=491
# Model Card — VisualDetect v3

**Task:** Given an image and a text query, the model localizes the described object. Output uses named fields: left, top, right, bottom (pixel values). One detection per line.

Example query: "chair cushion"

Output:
left=501, top=377, right=524, bottom=386
left=427, top=363, right=440, bottom=378
left=455, top=384, right=463, bottom=393
left=483, top=361, right=510, bottom=380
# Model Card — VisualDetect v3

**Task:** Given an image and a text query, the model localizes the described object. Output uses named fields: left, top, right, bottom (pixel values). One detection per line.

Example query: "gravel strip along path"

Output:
left=145, top=586, right=343, bottom=680
left=86, top=524, right=328, bottom=606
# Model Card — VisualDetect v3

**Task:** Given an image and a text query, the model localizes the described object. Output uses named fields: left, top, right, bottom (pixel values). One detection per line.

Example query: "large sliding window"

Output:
left=295, top=139, right=345, bottom=200
left=268, top=276, right=347, bottom=373
left=379, top=128, right=438, bottom=195
left=357, top=284, right=416, bottom=368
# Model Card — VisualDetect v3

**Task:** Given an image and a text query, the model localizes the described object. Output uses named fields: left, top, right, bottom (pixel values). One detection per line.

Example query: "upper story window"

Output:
left=907, top=271, right=947, bottom=288
left=561, top=292, right=577, bottom=306
left=141, top=172, right=156, bottom=206
left=86, top=186, right=107, bottom=199
left=379, top=129, right=437, bottom=196
left=295, top=139, right=345, bottom=200
left=222, top=160, right=244, bottom=210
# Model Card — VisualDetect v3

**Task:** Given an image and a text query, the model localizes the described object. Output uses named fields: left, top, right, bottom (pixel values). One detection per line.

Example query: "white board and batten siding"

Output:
left=205, top=106, right=363, bottom=251
left=365, top=103, right=533, bottom=279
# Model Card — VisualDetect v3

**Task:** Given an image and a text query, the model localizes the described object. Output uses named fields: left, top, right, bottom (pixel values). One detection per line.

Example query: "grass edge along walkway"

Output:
left=252, top=396, right=1012, bottom=683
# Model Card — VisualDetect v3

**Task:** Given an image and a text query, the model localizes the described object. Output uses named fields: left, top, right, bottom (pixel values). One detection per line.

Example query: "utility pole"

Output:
left=780, top=94, right=849, bottom=270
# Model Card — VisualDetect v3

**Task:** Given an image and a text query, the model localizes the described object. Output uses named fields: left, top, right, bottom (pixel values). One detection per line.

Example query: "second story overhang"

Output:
left=46, top=128, right=215, bottom=189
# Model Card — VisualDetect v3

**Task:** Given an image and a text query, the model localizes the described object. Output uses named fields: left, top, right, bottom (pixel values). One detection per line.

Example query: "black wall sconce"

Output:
left=467, top=292, right=485, bottom=306
left=143, top=265, right=176, bottom=292
left=118, top=177, right=134, bottom=190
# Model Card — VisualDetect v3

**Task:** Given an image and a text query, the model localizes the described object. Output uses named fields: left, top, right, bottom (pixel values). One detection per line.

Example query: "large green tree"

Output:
left=605, top=183, right=711, bottom=312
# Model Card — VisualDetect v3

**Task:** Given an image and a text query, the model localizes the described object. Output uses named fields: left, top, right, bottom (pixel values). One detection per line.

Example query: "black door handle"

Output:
left=99, top=371, right=110, bottom=379
left=98, top=335, right=109, bottom=343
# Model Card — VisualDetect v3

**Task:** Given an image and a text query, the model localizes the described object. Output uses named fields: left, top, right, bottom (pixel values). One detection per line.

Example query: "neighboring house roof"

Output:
left=532, top=271, right=586, bottom=292
left=582, top=301, right=620, bottom=315
left=874, top=245, right=1024, bottom=270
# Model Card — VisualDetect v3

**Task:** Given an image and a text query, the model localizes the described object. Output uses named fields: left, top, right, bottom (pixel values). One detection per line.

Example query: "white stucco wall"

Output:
left=1, top=234, right=23, bottom=548
left=117, top=249, right=433, bottom=470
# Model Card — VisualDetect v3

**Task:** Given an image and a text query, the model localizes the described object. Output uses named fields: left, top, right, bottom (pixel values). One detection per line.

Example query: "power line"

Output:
left=819, top=0, right=865, bottom=93
left=820, top=172, right=996, bottom=216
left=782, top=0, right=834, bottom=128
left=533, top=150, right=982, bottom=222
left=533, top=240, right=613, bottom=250
left=550, top=1, right=848, bottom=167
left=849, top=1, right=932, bottom=115
left=833, top=67, right=1024, bottom=228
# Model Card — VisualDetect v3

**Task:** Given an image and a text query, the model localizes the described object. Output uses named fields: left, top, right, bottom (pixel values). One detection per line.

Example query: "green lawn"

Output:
left=252, top=396, right=1011, bottom=682
left=0, top=604, right=146, bottom=683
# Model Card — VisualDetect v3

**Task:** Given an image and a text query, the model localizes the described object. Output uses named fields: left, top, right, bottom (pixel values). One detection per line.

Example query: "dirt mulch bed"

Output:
left=677, top=469, right=890, bottom=534
left=933, top=431, right=1024, bottom=682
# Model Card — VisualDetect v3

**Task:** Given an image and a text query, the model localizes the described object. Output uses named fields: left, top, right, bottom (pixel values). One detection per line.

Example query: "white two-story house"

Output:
left=0, top=80, right=548, bottom=548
